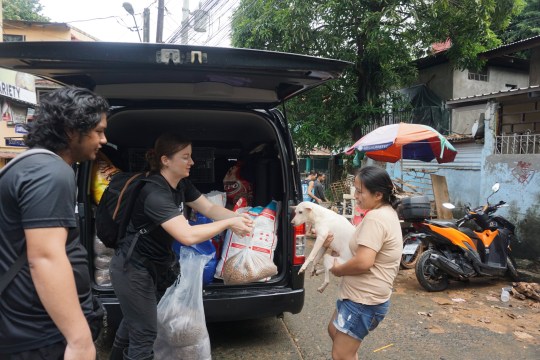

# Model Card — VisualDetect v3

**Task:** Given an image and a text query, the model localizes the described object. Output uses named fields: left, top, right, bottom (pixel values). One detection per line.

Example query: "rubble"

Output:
left=511, top=282, right=540, bottom=302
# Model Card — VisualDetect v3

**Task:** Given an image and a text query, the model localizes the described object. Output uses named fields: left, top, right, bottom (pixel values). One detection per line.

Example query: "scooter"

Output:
left=413, top=183, right=519, bottom=292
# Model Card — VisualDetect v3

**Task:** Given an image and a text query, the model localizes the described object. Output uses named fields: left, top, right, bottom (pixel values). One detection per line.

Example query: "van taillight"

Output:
left=293, top=224, right=306, bottom=265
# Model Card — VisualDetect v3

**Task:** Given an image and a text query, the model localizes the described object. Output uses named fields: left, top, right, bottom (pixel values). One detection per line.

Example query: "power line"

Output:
left=184, top=0, right=232, bottom=45
left=198, top=0, right=258, bottom=46
left=166, top=0, right=233, bottom=44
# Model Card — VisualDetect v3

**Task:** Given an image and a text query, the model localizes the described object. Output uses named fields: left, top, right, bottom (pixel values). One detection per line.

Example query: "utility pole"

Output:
left=181, top=0, right=190, bottom=44
left=143, top=8, right=150, bottom=42
left=156, top=0, right=164, bottom=43
left=0, top=0, right=3, bottom=42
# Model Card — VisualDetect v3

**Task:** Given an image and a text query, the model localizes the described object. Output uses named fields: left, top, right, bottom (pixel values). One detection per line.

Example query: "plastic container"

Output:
left=400, top=196, right=431, bottom=221
left=500, top=287, right=511, bottom=302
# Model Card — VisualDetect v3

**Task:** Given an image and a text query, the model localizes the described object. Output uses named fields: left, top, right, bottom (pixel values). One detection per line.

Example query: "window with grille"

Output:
left=468, top=68, right=488, bottom=82
left=3, top=34, right=25, bottom=42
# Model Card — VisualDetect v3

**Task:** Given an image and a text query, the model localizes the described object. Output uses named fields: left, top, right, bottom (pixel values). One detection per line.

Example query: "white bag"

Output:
left=154, top=247, right=213, bottom=360
left=215, top=200, right=280, bottom=283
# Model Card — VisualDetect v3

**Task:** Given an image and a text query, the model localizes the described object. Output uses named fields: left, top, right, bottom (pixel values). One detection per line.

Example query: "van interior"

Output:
left=88, top=108, right=289, bottom=289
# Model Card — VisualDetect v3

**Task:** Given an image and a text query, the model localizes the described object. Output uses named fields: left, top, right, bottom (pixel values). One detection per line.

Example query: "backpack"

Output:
left=95, top=172, right=156, bottom=249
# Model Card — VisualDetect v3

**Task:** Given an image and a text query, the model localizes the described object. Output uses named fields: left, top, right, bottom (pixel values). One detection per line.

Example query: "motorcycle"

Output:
left=412, top=183, right=519, bottom=292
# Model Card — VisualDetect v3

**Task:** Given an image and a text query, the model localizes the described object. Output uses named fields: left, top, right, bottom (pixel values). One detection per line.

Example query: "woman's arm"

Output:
left=161, top=213, right=252, bottom=246
left=188, top=195, right=238, bottom=220
left=330, top=245, right=377, bottom=277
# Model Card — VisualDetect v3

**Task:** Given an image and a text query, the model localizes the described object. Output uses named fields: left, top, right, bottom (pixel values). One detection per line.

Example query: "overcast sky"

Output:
left=39, top=0, right=236, bottom=45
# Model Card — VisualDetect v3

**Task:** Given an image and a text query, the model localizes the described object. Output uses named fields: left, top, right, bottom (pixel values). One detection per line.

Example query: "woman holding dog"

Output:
left=325, top=166, right=402, bottom=360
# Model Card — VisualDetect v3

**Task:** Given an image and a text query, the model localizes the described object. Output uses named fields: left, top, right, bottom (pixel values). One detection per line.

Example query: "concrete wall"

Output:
left=3, top=21, right=98, bottom=42
left=452, top=66, right=529, bottom=98
left=482, top=102, right=540, bottom=260
left=384, top=160, right=481, bottom=212
left=416, top=62, right=454, bottom=101
left=450, top=67, right=529, bottom=135
left=530, top=48, right=540, bottom=86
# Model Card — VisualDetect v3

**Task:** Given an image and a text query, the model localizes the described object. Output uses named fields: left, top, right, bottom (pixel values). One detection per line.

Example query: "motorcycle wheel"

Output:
left=415, top=250, right=449, bottom=292
left=506, top=256, right=520, bottom=281
left=401, top=233, right=424, bottom=269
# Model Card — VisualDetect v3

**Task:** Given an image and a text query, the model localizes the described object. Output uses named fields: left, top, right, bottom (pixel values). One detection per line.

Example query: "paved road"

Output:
left=98, top=238, right=540, bottom=359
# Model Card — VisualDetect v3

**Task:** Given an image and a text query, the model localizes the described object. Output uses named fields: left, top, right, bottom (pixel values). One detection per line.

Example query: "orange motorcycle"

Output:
left=410, top=183, right=519, bottom=292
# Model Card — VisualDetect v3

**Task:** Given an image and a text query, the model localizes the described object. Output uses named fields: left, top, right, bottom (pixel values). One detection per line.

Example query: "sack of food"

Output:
left=215, top=200, right=280, bottom=283
left=223, top=161, right=253, bottom=208
left=154, top=246, right=213, bottom=360
left=222, top=246, right=277, bottom=285
left=90, top=152, right=121, bottom=205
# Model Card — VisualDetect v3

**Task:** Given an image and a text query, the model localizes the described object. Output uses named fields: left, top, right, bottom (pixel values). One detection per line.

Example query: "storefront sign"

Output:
left=0, top=69, right=37, bottom=105
left=5, top=137, right=26, bottom=147
left=14, top=124, right=28, bottom=134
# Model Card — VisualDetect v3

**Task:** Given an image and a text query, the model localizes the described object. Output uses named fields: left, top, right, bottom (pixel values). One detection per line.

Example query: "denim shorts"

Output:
left=333, top=299, right=390, bottom=341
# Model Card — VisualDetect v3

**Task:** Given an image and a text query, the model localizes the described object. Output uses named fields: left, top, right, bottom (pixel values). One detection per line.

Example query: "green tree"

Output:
left=231, top=0, right=523, bottom=153
left=499, top=0, right=540, bottom=44
left=3, top=0, right=49, bottom=21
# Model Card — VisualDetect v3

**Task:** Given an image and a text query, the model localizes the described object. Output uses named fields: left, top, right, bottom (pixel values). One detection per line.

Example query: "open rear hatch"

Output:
left=0, top=42, right=349, bottom=107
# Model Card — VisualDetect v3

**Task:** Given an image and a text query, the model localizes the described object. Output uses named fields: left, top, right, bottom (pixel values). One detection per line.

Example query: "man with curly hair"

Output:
left=0, top=86, right=109, bottom=360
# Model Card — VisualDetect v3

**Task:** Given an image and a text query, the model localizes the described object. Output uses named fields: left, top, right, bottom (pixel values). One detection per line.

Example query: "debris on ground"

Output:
left=511, top=282, right=540, bottom=302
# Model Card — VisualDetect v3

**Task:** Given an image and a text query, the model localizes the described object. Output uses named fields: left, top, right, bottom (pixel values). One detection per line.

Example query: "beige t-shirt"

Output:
left=339, top=205, right=403, bottom=305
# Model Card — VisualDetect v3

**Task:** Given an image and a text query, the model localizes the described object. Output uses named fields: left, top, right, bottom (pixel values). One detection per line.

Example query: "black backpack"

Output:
left=95, top=172, right=156, bottom=249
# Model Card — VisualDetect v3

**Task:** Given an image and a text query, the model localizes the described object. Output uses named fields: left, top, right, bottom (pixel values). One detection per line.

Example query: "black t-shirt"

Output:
left=0, top=153, right=96, bottom=352
left=128, top=174, right=202, bottom=264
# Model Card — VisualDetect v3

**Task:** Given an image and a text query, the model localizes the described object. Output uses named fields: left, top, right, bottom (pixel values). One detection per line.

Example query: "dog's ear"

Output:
left=290, top=205, right=297, bottom=211
left=304, top=202, right=314, bottom=211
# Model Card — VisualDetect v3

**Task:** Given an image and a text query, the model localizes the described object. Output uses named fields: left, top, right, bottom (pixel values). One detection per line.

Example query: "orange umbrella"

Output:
left=345, top=123, right=457, bottom=163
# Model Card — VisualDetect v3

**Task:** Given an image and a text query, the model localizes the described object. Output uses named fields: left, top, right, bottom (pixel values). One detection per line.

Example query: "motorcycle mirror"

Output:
left=492, top=183, right=500, bottom=193
left=442, top=203, right=455, bottom=209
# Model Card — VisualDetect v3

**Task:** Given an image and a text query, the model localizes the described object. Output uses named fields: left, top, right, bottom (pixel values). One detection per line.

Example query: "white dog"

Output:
left=291, top=201, right=355, bottom=293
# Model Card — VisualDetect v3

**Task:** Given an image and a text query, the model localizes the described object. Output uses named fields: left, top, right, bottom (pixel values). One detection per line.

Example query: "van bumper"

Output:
left=98, top=288, right=305, bottom=330
left=203, top=288, right=305, bottom=322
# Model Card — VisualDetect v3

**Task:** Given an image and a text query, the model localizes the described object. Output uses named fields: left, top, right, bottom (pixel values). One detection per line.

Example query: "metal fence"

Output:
left=360, top=111, right=413, bottom=134
left=495, top=134, right=540, bottom=155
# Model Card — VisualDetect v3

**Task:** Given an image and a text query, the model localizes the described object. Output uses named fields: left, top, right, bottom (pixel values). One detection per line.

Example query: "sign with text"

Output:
left=0, top=69, right=37, bottom=105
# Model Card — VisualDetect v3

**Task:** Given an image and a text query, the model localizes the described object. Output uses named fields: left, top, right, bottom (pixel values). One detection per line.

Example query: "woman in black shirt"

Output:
left=109, top=134, right=253, bottom=360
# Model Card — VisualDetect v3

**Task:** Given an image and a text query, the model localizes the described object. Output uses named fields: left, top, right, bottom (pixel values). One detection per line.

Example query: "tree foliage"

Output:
left=3, top=0, right=49, bottom=21
left=499, top=0, right=540, bottom=44
left=231, top=0, right=524, bottom=154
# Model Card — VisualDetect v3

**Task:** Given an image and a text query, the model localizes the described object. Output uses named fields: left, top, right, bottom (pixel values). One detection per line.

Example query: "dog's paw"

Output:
left=317, top=283, right=329, bottom=293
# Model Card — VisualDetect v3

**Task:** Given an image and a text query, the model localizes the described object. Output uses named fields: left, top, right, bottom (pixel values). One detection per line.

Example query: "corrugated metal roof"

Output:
left=481, top=34, right=540, bottom=58
left=446, top=85, right=540, bottom=107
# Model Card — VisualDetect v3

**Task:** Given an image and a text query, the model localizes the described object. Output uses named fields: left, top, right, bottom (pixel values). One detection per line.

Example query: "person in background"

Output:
left=324, top=166, right=402, bottom=360
left=109, top=133, right=253, bottom=360
left=302, top=170, right=317, bottom=202
left=0, top=87, right=109, bottom=360
left=312, top=172, right=328, bottom=205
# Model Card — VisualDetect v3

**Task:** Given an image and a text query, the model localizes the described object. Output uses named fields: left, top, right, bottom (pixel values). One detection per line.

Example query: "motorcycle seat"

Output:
left=426, top=220, right=458, bottom=229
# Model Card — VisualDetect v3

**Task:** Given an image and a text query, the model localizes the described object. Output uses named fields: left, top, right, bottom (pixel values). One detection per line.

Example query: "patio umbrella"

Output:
left=345, top=123, right=457, bottom=163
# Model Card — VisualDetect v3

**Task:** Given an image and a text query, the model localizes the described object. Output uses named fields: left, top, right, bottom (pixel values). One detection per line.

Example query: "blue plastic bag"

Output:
left=172, top=213, right=217, bottom=286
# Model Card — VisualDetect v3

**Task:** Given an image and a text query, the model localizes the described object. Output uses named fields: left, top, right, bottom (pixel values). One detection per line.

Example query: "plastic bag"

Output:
left=154, top=246, right=213, bottom=360
left=173, top=213, right=218, bottom=286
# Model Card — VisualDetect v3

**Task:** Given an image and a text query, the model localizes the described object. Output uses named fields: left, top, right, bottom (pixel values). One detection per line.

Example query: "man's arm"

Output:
left=25, top=227, right=96, bottom=360
left=307, top=180, right=319, bottom=202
